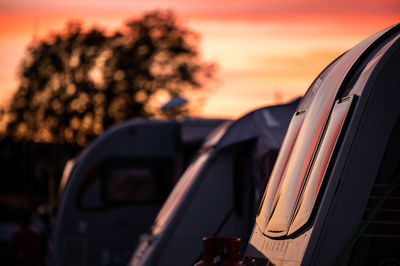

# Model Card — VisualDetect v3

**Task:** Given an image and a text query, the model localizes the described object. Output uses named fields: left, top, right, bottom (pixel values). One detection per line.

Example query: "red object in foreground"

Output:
left=194, top=237, right=242, bottom=266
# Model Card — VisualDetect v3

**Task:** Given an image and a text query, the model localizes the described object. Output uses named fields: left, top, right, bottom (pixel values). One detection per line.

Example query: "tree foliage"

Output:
left=2, top=10, right=215, bottom=146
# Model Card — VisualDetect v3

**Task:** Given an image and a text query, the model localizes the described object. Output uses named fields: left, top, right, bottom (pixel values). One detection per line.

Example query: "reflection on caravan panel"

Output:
left=255, top=111, right=305, bottom=231
left=288, top=96, right=355, bottom=235
left=245, top=24, right=400, bottom=265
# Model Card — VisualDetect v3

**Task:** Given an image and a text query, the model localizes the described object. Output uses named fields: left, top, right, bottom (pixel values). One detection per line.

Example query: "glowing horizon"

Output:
left=0, top=0, right=399, bottom=118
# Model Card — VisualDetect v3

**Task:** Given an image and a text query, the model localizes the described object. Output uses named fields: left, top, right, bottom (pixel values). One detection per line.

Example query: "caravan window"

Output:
left=288, top=96, right=355, bottom=235
left=264, top=95, right=354, bottom=237
left=76, top=158, right=172, bottom=211
left=101, top=158, right=172, bottom=204
left=256, top=55, right=342, bottom=233
left=103, top=167, right=159, bottom=203
left=256, top=111, right=305, bottom=231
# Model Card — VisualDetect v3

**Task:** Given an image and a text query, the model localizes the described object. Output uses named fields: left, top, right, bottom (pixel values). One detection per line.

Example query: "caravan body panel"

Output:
left=245, top=24, right=400, bottom=266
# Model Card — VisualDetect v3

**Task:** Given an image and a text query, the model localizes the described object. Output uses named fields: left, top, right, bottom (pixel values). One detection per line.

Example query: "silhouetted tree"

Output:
left=2, top=10, right=215, bottom=146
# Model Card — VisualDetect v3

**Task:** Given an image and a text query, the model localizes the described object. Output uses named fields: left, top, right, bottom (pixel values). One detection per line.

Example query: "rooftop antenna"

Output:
left=160, top=94, right=188, bottom=118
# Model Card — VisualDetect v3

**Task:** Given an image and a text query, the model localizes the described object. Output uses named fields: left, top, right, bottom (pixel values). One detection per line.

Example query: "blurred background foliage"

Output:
left=0, top=10, right=216, bottom=225
left=0, top=10, right=216, bottom=147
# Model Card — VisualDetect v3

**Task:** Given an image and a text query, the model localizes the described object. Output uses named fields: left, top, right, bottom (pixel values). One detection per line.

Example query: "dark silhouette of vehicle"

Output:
left=131, top=100, right=298, bottom=266
left=51, top=118, right=226, bottom=266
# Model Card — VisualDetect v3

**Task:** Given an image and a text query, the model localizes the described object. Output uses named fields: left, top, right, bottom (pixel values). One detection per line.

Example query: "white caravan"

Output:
left=51, top=118, right=226, bottom=266
left=244, top=24, right=400, bottom=265
left=130, top=100, right=299, bottom=266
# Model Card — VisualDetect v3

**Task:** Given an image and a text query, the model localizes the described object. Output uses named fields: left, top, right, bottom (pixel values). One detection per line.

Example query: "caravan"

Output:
left=130, top=100, right=298, bottom=265
left=51, top=118, right=226, bottom=266
left=244, top=24, right=400, bottom=265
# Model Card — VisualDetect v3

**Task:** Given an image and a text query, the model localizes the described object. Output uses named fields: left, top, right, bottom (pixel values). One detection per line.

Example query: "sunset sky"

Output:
left=0, top=0, right=399, bottom=118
